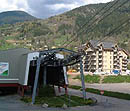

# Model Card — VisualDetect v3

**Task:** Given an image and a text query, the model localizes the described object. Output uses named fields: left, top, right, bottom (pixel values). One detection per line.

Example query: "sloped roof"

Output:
left=119, top=48, right=129, bottom=56
left=0, top=48, right=33, bottom=55
left=90, top=40, right=115, bottom=49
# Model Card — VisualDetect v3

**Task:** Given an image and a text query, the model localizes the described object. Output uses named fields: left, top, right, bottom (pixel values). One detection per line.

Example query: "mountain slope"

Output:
left=0, top=11, right=36, bottom=25
left=0, top=0, right=130, bottom=53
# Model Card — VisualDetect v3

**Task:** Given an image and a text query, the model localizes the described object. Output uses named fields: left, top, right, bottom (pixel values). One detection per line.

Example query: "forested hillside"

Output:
left=0, top=0, right=129, bottom=53
left=0, top=11, right=36, bottom=25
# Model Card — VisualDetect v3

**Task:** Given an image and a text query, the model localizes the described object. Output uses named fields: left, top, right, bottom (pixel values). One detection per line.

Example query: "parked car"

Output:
left=93, top=71, right=108, bottom=75
left=126, top=70, right=130, bottom=75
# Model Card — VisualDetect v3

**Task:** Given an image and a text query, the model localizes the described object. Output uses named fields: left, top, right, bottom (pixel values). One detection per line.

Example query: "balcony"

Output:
left=122, top=67, right=127, bottom=69
left=99, top=58, right=102, bottom=61
left=118, top=61, right=120, bottom=64
left=114, top=54, right=117, bottom=57
left=122, top=67, right=127, bottom=70
left=122, top=59, right=127, bottom=62
left=114, top=56, right=117, bottom=58
left=85, top=69, right=89, bottom=72
left=114, top=61, right=117, bottom=63
left=117, top=58, right=120, bottom=60
left=114, top=58, right=117, bottom=61
left=85, top=55, right=90, bottom=59
left=91, top=53, right=96, bottom=57
left=122, top=64, right=127, bottom=67
left=119, top=55, right=123, bottom=58
left=122, top=69, right=127, bottom=72
left=91, top=67, right=96, bottom=70
left=84, top=63, right=89, bottom=66
left=84, top=61, right=89, bottom=64
left=99, top=67, right=102, bottom=69
left=91, top=62, right=96, bottom=66
left=87, top=62, right=91, bottom=66
left=84, top=66, right=88, bottom=70
left=98, top=60, right=102, bottom=64
left=99, top=54, right=102, bottom=57
left=88, top=65, right=91, bottom=70
left=99, top=50, right=102, bottom=53
left=122, top=61, right=127, bottom=64
left=88, top=57, right=91, bottom=62
left=123, top=58, right=127, bottom=61
left=99, top=48, right=102, bottom=51
left=99, top=63, right=102, bottom=66
left=114, top=49, right=117, bottom=52
left=87, top=50, right=94, bottom=53
left=91, top=57, right=96, bottom=61
left=114, top=62, right=117, bottom=65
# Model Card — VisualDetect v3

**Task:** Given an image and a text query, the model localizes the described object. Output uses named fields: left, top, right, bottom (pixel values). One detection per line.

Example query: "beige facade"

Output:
left=83, top=40, right=129, bottom=73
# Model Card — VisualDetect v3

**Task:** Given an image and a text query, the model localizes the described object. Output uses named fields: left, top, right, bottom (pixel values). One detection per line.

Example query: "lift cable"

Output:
left=61, top=0, right=120, bottom=47
left=75, top=0, right=114, bottom=33
left=66, top=17, right=130, bottom=54
left=79, top=0, right=120, bottom=36
left=63, top=0, right=129, bottom=47
left=60, top=0, right=115, bottom=47
left=94, top=18, right=130, bottom=46
left=84, top=0, right=130, bottom=38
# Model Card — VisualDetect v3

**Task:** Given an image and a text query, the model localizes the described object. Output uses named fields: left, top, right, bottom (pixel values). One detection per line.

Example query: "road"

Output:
left=85, top=83, right=130, bottom=94
left=1, top=74, right=130, bottom=111
left=0, top=88, right=130, bottom=111
left=68, top=74, right=130, bottom=94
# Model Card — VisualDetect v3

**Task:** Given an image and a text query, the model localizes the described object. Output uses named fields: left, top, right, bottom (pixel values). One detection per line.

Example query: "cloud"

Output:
left=84, top=0, right=113, bottom=4
left=0, top=0, right=112, bottom=19
left=26, top=0, right=83, bottom=18
left=0, top=0, right=30, bottom=13
left=27, top=0, right=112, bottom=18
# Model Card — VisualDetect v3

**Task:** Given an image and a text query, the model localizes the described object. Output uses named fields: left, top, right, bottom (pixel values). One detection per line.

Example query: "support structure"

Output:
left=43, top=66, right=47, bottom=86
left=31, top=58, right=41, bottom=104
left=31, top=48, right=83, bottom=104
left=80, top=57, right=86, bottom=100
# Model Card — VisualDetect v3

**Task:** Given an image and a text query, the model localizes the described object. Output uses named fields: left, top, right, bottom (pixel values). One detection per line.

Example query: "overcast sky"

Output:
left=0, top=0, right=112, bottom=19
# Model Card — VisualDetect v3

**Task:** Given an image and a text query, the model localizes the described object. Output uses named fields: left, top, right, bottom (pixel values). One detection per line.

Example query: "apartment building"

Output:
left=83, top=40, right=129, bottom=73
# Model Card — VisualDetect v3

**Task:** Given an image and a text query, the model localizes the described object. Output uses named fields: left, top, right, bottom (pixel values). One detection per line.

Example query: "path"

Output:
left=1, top=88, right=130, bottom=111
left=68, top=74, right=130, bottom=94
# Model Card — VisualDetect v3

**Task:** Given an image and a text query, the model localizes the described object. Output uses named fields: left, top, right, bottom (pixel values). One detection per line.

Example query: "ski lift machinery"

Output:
left=31, top=48, right=86, bottom=104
